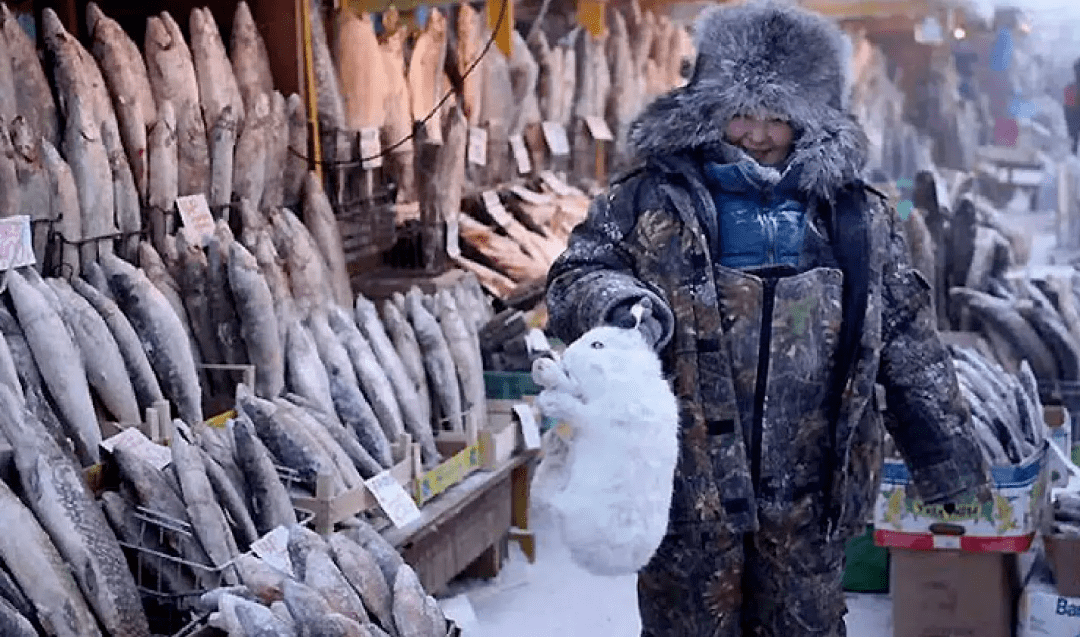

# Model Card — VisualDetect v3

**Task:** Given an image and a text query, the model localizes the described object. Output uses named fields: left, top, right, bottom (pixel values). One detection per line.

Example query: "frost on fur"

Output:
left=530, top=326, right=680, bottom=576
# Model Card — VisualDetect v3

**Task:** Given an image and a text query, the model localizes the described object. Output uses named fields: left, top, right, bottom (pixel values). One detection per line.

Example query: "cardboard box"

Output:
left=891, top=548, right=1019, bottom=637
left=1017, top=555, right=1080, bottom=637
left=875, top=441, right=1050, bottom=552
left=1047, top=406, right=1074, bottom=489
left=1046, top=535, right=1080, bottom=598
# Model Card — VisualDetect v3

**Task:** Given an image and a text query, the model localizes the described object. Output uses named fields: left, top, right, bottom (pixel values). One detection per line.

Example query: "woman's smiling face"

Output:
left=724, top=114, right=795, bottom=166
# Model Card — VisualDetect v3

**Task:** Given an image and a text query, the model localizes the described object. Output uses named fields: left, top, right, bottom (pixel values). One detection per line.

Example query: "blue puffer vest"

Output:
left=702, top=159, right=809, bottom=270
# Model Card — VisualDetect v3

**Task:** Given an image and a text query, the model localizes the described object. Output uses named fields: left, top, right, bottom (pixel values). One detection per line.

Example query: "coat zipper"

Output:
left=750, top=277, right=778, bottom=490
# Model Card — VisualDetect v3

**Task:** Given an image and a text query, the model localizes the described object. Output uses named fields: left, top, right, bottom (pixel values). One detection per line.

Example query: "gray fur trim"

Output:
left=628, top=0, right=868, bottom=200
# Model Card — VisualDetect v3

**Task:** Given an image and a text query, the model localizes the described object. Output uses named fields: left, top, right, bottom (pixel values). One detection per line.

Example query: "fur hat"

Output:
left=628, top=0, right=869, bottom=199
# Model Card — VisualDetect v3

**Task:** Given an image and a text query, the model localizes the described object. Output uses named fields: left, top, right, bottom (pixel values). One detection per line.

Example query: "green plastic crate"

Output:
left=484, top=371, right=541, bottom=400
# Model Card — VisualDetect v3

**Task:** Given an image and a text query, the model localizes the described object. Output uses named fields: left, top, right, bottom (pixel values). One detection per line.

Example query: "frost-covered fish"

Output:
left=234, top=92, right=269, bottom=210
left=200, top=447, right=259, bottom=550
left=0, top=471, right=99, bottom=637
left=355, top=296, right=439, bottom=467
left=285, top=317, right=337, bottom=415
left=0, top=118, right=19, bottom=218
left=0, top=332, right=21, bottom=405
left=146, top=100, right=178, bottom=212
left=406, top=290, right=462, bottom=430
left=283, top=94, right=308, bottom=208
left=99, top=491, right=197, bottom=596
left=6, top=269, right=100, bottom=465
left=71, top=277, right=165, bottom=410
left=234, top=412, right=298, bottom=534
left=274, top=397, right=365, bottom=489
left=302, top=171, right=351, bottom=307
left=271, top=208, right=333, bottom=309
left=261, top=91, right=288, bottom=212
left=237, top=385, right=346, bottom=494
left=305, top=547, right=370, bottom=625
left=235, top=553, right=288, bottom=603
left=229, top=241, right=285, bottom=398
left=190, top=6, right=244, bottom=137
left=341, top=519, right=405, bottom=586
left=230, top=1, right=275, bottom=113
left=392, top=564, right=446, bottom=637
left=0, top=387, right=150, bottom=637
left=307, top=309, right=394, bottom=467
left=0, top=596, right=37, bottom=637
left=41, top=139, right=82, bottom=276
left=99, top=252, right=203, bottom=423
left=328, top=306, right=406, bottom=444
left=1, top=4, right=59, bottom=148
left=382, top=298, right=432, bottom=428
left=209, top=105, right=238, bottom=208
left=46, top=278, right=141, bottom=424
left=329, top=532, right=395, bottom=632
left=87, top=2, right=154, bottom=204
left=172, top=430, right=239, bottom=581
left=435, top=289, right=487, bottom=432
left=950, top=287, right=1058, bottom=381
left=284, top=393, right=384, bottom=479
left=283, top=578, right=357, bottom=637
left=207, top=233, right=250, bottom=368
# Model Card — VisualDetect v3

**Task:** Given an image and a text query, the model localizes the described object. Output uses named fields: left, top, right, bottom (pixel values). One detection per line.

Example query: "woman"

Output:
left=544, top=2, right=990, bottom=636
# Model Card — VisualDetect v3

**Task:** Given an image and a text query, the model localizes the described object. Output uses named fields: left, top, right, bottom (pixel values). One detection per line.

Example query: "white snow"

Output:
left=441, top=507, right=895, bottom=637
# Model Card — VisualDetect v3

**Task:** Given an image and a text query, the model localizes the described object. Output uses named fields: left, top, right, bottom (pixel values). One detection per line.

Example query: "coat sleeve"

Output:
left=545, top=173, right=675, bottom=348
left=876, top=201, right=990, bottom=504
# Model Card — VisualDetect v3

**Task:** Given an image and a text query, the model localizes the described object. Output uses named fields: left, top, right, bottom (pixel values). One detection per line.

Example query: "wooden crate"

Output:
left=292, top=434, right=421, bottom=535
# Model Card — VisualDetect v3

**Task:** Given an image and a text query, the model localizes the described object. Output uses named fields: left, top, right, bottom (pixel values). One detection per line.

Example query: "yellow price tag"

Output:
left=205, top=410, right=236, bottom=429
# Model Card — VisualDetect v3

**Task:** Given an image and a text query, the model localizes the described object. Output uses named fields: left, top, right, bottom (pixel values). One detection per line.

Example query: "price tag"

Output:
left=250, top=526, right=294, bottom=576
left=446, top=213, right=461, bottom=259
left=100, top=427, right=172, bottom=471
left=0, top=216, right=35, bottom=270
left=513, top=404, right=542, bottom=450
left=932, top=534, right=961, bottom=550
left=366, top=470, right=422, bottom=528
left=509, top=185, right=551, bottom=206
left=583, top=115, right=614, bottom=142
left=468, top=127, right=488, bottom=166
left=541, top=121, right=570, bottom=156
left=481, top=191, right=514, bottom=228
left=540, top=171, right=575, bottom=197
left=360, top=128, right=383, bottom=169
left=175, top=194, right=215, bottom=247
left=508, top=134, right=532, bottom=174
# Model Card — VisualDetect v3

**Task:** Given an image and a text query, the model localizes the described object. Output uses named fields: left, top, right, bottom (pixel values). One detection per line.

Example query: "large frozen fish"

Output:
left=341, top=519, right=405, bottom=586
left=234, top=92, right=269, bottom=210
left=234, top=553, right=288, bottom=603
left=284, top=393, right=384, bottom=479
left=99, top=491, right=197, bottom=596
left=283, top=94, right=309, bottom=208
left=392, top=564, right=446, bottom=637
left=229, top=241, right=285, bottom=398
left=144, top=12, right=208, bottom=196
left=0, top=332, right=21, bottom=405
left=285, top=316, right=337, bottom=415
left=306, top=0, right=347, bottom=132
left=0, top=388, right=150, bottom=637
left=190, top=6, right=244, bottom=137
left=146, top=100, right=178, bottom=212
left=1017, top=298, right=1080, bottom=381
left=302, top=171, right=352, bottom=307
left=261, top=91, right=288, bottom=212
left=99, top=252, right=203, bottom=424
left=10, top=117, right=50, bottom=223
left=0, top=470, right=100, bottom=637
left=0, top=565, right=37, bottom=633
left=305, top=547, right=370, bottom=625
left=172, top=430, right=240, bottom=582
left=381, top=298, right=432, bottom=429
left=71, top=276, right=165, bottom=411
left=328, top=306, right=407, bottom=445
left=46, top=278, right=141, bottom=424
left=271, top=208, right=333, bottom=309
left=950, top=287, right=1059, bottom=381
left=237, top=385, right=346, bottom=493
left=1, top=4, right=59, bottom=147
left=0, top=111, right=19, bottom=218
left=274, top=396, right=365, bottom=488
left=200, top=447, right=259, bottom=550
left=329, top=532, right=395, bottom=633
left=87, top=2, right=155, bottom=203
left=230, top=1, right=275, bottom=112
left=207, top=233, right=249, bottom=367
left=0, top=595, right=38, bottom=637
left=0, top=306, right=68, bottom=448
left=435, top=289, right=487, bottom=432
left=307, top=309, right=394, bottom=467
left=355, top=295, right=439, bottom=467
left=209, top=105, right=238, bottom=208
left=233, top=412, right=298, bottom=534
left=283, top=578, right=360, bottom=637
left=137, top=241, right=202, bottom=368
left=41, top=140, right=82, bottom=276
left=175, top=233, right=223, bottom=391
left=6, top=269, right=100, bottom=465
left=406, top=290, right=462, bottom=430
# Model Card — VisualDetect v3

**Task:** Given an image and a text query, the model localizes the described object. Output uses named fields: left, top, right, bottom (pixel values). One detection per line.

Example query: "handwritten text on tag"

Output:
left=0, top=216, right=34, bottom=271
left=366, top=471, right=422, bottom=528
left=176, top=194, right=215, bottom=247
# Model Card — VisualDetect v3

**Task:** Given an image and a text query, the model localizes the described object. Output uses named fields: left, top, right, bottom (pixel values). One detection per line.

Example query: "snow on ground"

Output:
left=440, top=508, right=894, bottom=637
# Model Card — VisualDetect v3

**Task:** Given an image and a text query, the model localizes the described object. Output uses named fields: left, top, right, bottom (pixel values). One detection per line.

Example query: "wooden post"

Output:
left=509, top=460, right=536, bottom=562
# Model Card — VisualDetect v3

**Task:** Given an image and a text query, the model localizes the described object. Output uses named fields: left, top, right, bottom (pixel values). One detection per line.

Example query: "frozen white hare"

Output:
left=530, top=325, right=679, bottom=576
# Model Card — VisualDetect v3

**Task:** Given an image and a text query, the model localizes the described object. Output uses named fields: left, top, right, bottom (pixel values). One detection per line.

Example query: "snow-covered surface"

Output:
left=440, top=507, right=895, bottom=637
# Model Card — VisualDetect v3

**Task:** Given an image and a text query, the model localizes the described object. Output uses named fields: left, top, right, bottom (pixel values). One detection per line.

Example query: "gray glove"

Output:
left=606, top=297, right=664, bottom=349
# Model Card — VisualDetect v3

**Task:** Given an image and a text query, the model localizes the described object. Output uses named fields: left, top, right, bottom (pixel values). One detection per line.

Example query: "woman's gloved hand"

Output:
left=606, top=297, right=664, bottom=350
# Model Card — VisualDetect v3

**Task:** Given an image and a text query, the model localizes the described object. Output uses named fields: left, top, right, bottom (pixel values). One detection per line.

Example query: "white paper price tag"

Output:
left=508, top=134, right=532, bottom=174
left=250, top=526, right=294, bottom=576
left=366, top=470, right=422, bottom=528
left=509, top=185, right=550, bottom=206
left=360, top=128, right=383, bottom=169
left=446, top=213, right=461, bottom=259
left=513, top=404, right=542, bottom=450
left=541, top=121, right=570, bottom=156
left=540, top=171, right=575, bottom=197
left=584, top=115, right=614, bottom=142
left=175, top=194, right=215, bottom=247
left=468, top=127, right=488, bottom=166
left=100, top=427, right=172, bottom=471
left=0, top=215, right=35, bottom=270
left=481, top=191, right=514, bottom=228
